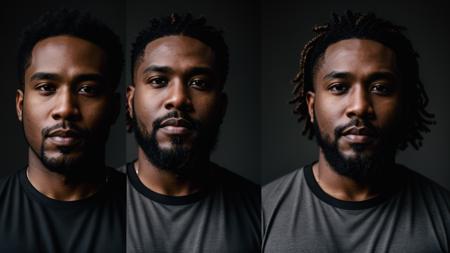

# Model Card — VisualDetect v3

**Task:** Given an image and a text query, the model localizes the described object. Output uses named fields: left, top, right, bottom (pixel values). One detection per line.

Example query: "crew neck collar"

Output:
left=304, top=164, right=402, bottom=210
left=127, top=162, right=209, bottom=205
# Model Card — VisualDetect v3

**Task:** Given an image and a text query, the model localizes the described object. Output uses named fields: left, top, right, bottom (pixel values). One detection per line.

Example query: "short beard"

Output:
left=27, top=122, right=105, bottom=183
left=313, top=117, right=396, bottom=183
left=132, top=110, right=221, bottom=176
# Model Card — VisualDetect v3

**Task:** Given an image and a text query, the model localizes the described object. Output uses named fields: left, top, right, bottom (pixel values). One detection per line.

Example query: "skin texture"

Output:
left=16, top=35, right=118, bottom=201
left=127, top=35, right=226, bottom=196
left=306, top=39, right=403, bottom=201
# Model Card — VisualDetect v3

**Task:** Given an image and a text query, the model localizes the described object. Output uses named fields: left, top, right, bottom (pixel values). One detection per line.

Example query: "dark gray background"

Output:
left=261, top=0, right=450, bottom=190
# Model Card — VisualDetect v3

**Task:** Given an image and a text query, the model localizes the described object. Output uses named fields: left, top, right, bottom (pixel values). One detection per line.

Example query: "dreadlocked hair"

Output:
left=127, top=13, right=229, bottom=132
left=291, top=10, right=435, bottom=150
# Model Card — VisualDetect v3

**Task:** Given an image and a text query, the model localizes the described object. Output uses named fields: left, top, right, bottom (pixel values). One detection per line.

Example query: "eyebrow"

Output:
left=323, top=70, right=398, bottom=81
left=186, top=67, right=216, bottom=77
left=142, top=65, right=173, bottom=75
left=29, top=72, right=105, bottom=84
left=72, top=73, right=105, bottom=84
left=323, top=71, right=352, bottom=80
left=366, top=71, right=398, bottom=83
left=142, top=65, right=216, bottom=77
left=30, top=72, right=61, bottom=82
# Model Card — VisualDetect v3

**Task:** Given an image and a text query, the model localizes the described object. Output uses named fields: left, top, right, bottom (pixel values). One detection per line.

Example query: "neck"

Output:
left=136, top=148, right=207, bottom=196
left=27, top=147, right=107, bottom=201
left=314, top=150, right=392, bottom=201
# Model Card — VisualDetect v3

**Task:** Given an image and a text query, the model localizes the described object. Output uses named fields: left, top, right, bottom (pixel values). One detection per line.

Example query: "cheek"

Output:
left=22, top=97, right=49, bottom=148
left=373, top=98, right=402, bottom=126
left=79, top=99, right=113, bottom=129
left=314, top=95, right=343, bottom=135
left=193, top=96, right=221, bottom=123
left=133, top=94, right=158, bottom=130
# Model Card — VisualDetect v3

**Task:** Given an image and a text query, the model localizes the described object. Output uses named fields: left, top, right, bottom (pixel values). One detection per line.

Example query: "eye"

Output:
left=36, top=83, right=56, bottom=95
left=370, top=83, right=394, bottom=95
left=189, top=79, right=211, bottom=90
left=328, top=82, right=348, bottom=94
left=147, top=77, right=168, bottom=88
left=79, top=84, right=100, bottom=96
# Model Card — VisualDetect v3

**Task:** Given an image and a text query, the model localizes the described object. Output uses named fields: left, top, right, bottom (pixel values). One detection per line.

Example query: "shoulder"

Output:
left=211, top=163, right=260, bottom=191
left=400, top=165, right=450, bottom=205
left=0, top=169, right=23, bottom=194
left=0, top=169, right=25, bottom=209
left=261, top=166, right=312, bottom=221
left=263, top=167, right=305, bottom=199
left=104, top=167, right=127, bottom=194
left=209, top=163, right=261, bottom=205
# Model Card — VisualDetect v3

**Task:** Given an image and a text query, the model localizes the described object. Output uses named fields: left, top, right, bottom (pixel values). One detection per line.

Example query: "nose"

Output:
left=345, top=85, right=375, bottom=120
left=51, top=87, right=80, bottom=122
left=163, top=80, right=193, bottom=112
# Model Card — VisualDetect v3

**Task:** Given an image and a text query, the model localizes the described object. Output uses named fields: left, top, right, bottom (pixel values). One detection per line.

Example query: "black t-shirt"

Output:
left=262, top=164, right=450, bottom=252
left=122, top=162, right=261, bottom=253
left=0, top=168, right=126, bottom=253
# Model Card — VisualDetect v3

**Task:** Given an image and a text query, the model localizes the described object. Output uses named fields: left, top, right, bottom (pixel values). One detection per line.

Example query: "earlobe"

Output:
left=126, top=85, right=135, bottom=119
left=306, top=91, right=315, bottom=123
left=16, top=89, right=24, bottom=122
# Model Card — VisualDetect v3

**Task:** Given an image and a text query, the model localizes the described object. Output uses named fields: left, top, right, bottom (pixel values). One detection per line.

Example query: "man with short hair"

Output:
left=0, top=9, right=125, bottom=252
left=262, top=11, right=450, bottom=252
left=124, top=13, right=260, bottom=252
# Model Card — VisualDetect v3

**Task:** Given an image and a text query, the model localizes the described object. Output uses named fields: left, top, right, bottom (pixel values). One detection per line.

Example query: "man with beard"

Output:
left=0, top=9, right=125, bottom=252
left=262, top=11, right=450, bottom=253
left=123, top=13, right=260, bottom=252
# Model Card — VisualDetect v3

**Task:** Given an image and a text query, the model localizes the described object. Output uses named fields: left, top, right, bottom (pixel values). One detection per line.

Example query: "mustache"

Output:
left=334, top=118, right=379, bottom=138
left=42, top=122, right=90, bottom=138
left=153, top=111, right=200, bottom=131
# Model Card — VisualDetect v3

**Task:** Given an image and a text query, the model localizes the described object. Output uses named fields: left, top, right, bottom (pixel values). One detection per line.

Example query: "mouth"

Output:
left=46, top=129, right=84, bottom=147
left=341, top=126, right=377, bottom=144
left=159, top=118, right=194, bottom=135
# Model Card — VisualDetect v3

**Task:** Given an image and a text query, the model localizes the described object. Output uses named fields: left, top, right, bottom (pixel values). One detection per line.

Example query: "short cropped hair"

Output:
left=130, top=13, right=229, bottom=86
left=17, top=9, right=124, bottom=89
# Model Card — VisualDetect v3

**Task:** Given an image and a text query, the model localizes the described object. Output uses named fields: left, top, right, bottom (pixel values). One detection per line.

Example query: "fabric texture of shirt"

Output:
left=262, top=164, right=450, bottom=253
left=121, top=162, right=261, bottom=253
left=0, top=168, right=126, bottom=253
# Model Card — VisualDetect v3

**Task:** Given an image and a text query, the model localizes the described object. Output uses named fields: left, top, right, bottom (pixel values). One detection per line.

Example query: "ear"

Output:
left=126, top=85, right=135, bottom=119
left=16, top=89, right=24, bottom=122
left=306, top=91, right=315, bottom=123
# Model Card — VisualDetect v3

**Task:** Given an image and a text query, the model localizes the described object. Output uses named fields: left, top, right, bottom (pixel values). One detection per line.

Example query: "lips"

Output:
left=341, top=126, right=377, bottom=144
left=46, top=129, right=83, bottom=146
left=159, top=118, right=194, bottom=135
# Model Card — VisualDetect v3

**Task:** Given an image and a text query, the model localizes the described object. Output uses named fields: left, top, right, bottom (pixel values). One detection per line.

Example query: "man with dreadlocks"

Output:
left=262, top=11, right=450, bottom=252
left=121, top=13, right=260, bottom=252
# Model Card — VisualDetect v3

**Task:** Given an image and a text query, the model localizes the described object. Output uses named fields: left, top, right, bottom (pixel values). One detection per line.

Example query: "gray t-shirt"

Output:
left=121, top=162, right=261, bottom=253
left=262, top=164, right=450, bottom=253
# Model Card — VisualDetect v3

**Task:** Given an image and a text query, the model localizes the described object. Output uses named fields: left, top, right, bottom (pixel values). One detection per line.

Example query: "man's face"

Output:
left=128, top=35, right=226, bottom=172
left=17, top=35, right=117, bottom=175
left=307, top=39, right=403, bottom=180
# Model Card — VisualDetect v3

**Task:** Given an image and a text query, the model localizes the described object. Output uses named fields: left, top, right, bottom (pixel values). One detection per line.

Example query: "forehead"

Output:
left=317, top=38, right=397, bottom=76
left=137, top=35, right=215, bottom=72
left=27, top=35, right=107, bottom=77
